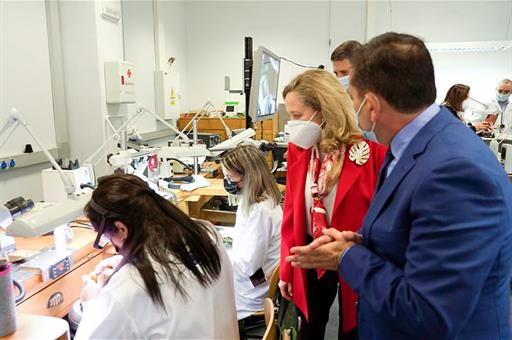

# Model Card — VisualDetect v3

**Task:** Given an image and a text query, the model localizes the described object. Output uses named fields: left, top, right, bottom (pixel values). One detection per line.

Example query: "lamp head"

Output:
left=5, top=193, right=91, bottom=237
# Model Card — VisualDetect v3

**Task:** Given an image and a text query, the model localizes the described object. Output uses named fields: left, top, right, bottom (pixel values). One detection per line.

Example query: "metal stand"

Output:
left=192, top=120, right=199, bottom=175
left=244, top=37, right=253, bottom=129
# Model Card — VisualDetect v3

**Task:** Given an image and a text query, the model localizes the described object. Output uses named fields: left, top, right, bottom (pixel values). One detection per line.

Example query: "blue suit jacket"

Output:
left=340, top=107, right=512, bottom=339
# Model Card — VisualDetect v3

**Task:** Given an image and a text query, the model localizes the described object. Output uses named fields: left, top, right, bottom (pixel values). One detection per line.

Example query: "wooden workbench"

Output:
left=14, top=228, right=112, bottom=317
left=174, top=178, right=236, bottom=224
left=174, top=178, right=285, bottom=225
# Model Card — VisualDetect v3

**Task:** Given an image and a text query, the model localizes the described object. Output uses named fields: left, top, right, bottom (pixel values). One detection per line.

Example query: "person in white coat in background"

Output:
left=221, top=145, right=283, bottom=338
left=472, top=79, right=512, bottom=132
left=75, top=174, right=238, bottom=340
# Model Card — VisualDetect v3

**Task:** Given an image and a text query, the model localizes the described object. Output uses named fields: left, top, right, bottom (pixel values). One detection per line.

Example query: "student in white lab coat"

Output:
left=75, top=174, right=238, bottom=340
left=221, top=145, right=282, bottom=335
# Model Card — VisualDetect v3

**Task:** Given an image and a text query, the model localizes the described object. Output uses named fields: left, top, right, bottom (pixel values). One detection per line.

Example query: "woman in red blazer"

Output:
left=279, top=69, right=387, bottom=340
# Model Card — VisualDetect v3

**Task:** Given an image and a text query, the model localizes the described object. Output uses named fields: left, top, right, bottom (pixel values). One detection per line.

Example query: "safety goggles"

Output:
left=88, top=198, right=121, bottom=249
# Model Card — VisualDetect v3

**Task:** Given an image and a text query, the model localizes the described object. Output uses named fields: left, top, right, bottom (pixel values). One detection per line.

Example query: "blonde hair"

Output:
left=221, top=145, right=281, bottom=216
left=283, top=69, right=362, bottom=191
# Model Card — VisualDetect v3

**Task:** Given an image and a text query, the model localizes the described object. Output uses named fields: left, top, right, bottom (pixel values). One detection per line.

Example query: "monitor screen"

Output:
left=249, top=47, right=280, bottom=123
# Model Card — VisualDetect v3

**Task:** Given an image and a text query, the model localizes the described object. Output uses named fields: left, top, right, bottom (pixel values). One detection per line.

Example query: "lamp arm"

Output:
left=137, top=104, right=190, bottom=143
left=10, top=109, right=75, bottom=196
left=83, top=110, right=142, bottom=165
left=174, top=101, right=212, bottom=141
left=216, top=109, right=232, bottom=138
left=0, top=114, right=18, bottom=137
left=0, top=118, right=19, bottom=151
left=175, top=101, right=232, bottom=140
left=84, top=103, right=190, bottom=174
left=468, top=96, right=489, bottom=109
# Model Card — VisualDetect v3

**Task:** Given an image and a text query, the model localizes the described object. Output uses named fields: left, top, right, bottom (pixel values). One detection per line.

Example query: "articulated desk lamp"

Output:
left=170, top=101, right=233, bottom=175
left=176, top=100, right=233, bottom=140
left=83, top=103, right=192, bottom=184
left=81, top=104, right=213, bottom=196
left=0, top=109, right=95, bottom=296
left=0, top=108, right=91, bottom=239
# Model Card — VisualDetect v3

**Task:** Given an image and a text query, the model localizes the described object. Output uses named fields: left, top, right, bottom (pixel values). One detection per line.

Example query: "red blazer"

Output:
left=280, top=140, right=387, bottom=331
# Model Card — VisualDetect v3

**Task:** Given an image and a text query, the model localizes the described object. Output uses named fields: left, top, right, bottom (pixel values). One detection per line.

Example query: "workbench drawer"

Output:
left=16, top=253, right=104, bottom=318
left=199, top=208, right=236, bottom=225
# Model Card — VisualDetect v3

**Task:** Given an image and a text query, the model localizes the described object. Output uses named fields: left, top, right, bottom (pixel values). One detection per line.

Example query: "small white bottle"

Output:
left=489, top=139, right=500, bottom=160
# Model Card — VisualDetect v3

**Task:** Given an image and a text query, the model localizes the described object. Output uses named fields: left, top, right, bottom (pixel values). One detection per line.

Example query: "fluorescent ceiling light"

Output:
left=426, top=40, right=512, bottom=53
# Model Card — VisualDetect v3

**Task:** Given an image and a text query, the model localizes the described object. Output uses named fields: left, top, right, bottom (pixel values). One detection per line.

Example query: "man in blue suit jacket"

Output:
left=288, top=32, right=512, bottom=339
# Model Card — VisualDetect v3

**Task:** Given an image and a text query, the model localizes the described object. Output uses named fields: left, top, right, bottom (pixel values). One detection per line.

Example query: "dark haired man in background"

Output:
left=330, top=40, right=362, bottom=89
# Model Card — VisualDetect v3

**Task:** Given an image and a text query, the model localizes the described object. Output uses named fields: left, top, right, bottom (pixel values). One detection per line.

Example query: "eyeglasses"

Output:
left=89, top=198, right=121, bottom=249
left=92, top=218, right=107, bottom=249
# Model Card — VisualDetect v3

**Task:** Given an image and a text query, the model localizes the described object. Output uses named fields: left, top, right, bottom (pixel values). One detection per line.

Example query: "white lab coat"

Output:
left=471, top=100, right=512, bottom=130
left=75, top=230, right=238, bottom=340
left=230, top=197, right=282, bottom=320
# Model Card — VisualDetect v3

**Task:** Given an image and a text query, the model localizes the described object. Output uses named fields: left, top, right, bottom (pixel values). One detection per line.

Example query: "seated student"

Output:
left=75, top=174, right=238, bottom=339
left=221, top=145, right=282, bottom=334
left=441, top=84, right=491, bottom=133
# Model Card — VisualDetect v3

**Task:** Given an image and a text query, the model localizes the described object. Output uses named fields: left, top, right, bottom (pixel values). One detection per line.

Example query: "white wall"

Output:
left=183, top=1, right=333, bottom=112
left=434, top=50, right=512, bottom=106
left=162, top=0, right=189, bottom=118
left=0, top=163, right=50, bottom=203
left=0, top=0, right=56, bottom=202
left=122, top=0, right=157, bottom=133
left=59, top=0, right=105, bottom=164
left=366, top=0, right=512, bottom=102
left=121, top=0, right=189, bottom=133
left=330, top=1, right=368, bottom=50
left=60, top=0, right=130, bottom=178
left=183, top=0, right=512, bottom=110
left=367, top=1, right=512, bottom=42
left=95, top=0, right=128, bottom=120
left=0, top=0, right=56, bottom=156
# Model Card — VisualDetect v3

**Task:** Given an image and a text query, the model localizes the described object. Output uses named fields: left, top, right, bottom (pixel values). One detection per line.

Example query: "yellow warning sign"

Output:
left=170, top=88, right=176, bottom=106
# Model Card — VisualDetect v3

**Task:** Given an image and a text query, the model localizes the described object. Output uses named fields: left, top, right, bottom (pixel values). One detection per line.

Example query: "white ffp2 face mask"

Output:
left=286, top=111, right=322, bottom=149
left=462, top=99, right=470, bottom=111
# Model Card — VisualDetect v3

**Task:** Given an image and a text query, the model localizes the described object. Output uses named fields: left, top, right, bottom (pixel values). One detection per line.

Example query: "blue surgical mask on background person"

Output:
left=496, top=92, right=510, bottom=102
left=223, top=177, right=241, bottom=195
left=287, top=111, right=323, bottom=149
left=355, top=97, right=379, bottom=143
left=338, top=75, right=350, bottom=90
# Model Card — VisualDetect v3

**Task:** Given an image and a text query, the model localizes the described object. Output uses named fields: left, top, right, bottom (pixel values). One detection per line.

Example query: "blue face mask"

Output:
left=496, top=92, right=510, bottom=102
left=355, top=97, right=379, bottom=143
left=223, top=177, right=241, bottom=195
left=338, top=75, right=350, bottom=90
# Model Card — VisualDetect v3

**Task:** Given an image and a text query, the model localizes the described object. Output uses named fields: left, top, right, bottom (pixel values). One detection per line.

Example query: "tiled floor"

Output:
left=325, top=296, right=340, bottom=339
